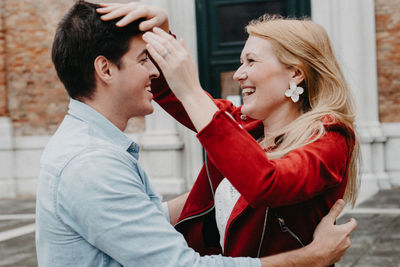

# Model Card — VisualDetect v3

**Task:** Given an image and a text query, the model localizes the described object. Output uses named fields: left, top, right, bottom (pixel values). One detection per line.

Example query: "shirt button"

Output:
left=240, top=114, right=247, bottom=121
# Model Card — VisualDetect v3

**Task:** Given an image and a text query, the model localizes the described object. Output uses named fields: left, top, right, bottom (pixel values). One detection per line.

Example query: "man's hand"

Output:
left=311, top=199, right=357, bottom=265
left=96, top=2, right=169, bottom=32
left=260, top=199, right=357, bottom=267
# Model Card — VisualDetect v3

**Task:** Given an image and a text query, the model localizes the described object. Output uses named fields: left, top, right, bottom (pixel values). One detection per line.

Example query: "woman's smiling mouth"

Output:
left=242, top=88, right=256, bottom=97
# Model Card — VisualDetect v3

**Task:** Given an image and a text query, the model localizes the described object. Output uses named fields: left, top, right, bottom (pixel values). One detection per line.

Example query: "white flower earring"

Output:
left=285, top=81, right=304, bottom=103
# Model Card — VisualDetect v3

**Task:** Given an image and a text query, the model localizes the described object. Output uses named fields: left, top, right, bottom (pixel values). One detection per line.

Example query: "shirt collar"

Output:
left=68, top=99, right=137, bottom=153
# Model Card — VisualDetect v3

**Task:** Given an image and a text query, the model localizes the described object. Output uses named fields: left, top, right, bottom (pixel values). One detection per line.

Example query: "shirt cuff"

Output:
left=233, top=257, right=262, bottom=267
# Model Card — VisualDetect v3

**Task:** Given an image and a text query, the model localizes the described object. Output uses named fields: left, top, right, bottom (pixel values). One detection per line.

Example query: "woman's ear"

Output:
left=291, top=66, right=305, bottom=86
left=94, top=55, right=114, bottom=84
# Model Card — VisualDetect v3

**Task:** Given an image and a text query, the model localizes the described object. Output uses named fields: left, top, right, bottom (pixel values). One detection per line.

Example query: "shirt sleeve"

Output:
left=161, top=201, right=171, bottom=222
left=197, top=110, right=350, bottom=208
left=56, top=148, right=260, bottom=267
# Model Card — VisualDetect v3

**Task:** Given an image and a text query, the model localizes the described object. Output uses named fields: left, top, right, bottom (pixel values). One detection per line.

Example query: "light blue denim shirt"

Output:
left=36, top=99, right=261, bottom=267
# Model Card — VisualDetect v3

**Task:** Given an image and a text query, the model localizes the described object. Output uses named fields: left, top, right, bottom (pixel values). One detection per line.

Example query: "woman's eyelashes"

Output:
left=240, top=57, right=256, bottom=66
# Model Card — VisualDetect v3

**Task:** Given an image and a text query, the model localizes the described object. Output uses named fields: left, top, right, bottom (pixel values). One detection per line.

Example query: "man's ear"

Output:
left=94, top=55, right=114, bottom=84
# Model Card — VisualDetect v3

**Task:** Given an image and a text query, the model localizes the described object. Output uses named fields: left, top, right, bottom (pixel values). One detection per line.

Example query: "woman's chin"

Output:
left=241, top=105, right=253, bottom=118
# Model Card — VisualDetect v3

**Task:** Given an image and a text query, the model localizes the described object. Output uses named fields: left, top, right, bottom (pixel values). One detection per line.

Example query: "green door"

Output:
left=196, top=0, right=311, bottom=104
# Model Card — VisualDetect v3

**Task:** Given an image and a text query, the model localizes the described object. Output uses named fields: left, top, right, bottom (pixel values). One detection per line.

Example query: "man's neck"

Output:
left=81, top=97, right=128, bottom=131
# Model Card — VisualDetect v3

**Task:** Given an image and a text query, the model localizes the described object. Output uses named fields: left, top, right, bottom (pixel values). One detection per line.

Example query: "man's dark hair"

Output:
left=52, top=0, right=144, bottom=99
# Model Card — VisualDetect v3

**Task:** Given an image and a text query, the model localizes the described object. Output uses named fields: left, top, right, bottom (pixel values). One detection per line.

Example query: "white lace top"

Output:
left=214, top=178, right=241, bottom=251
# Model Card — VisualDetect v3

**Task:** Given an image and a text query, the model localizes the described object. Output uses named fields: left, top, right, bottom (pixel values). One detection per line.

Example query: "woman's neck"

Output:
left=261, top=106, right=301, bottom=148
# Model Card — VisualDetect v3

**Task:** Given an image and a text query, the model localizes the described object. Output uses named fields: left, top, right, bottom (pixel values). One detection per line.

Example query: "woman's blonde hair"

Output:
left=246, top=15, right=360, bottom=206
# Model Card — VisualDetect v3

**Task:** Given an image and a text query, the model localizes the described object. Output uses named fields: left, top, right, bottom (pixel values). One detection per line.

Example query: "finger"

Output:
left=96, top=4, right=122, bottom=13
left=146, top=44, right=167, bottom=70
left=151, top=27, right=180, bottom=52
left=115, top=9, right=148, bottom=27
left=342, top=218, right=357, bottom=233
left=144, top=31, right=174, bottom=51
left=178, top=38, right=192, bottom=54
left=98, top=3, right=120, bottom=8
left=96, top=5, right=122, bottom=14
left=179, top=38, right=188, bottom=49
left=143, top=32, right=170, bottom=56
left=325, top=199, right=345, bottom=223
left=139, top=17, right=160, bottom=31
left=153, top=26, right=173, bottom=39
left=100, top=5, right=140, bottom=22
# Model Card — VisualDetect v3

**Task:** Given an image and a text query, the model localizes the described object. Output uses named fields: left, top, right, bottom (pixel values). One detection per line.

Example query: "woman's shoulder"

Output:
left=320, top=114, right=356, bottom=147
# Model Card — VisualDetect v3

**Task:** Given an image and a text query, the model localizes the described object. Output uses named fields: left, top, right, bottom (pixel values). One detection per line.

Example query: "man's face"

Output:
left=111, top=34, right=160, bottom=118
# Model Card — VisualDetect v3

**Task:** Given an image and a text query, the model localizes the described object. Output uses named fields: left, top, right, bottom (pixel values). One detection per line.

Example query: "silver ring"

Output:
left=161, top=50, right=169, bottom=58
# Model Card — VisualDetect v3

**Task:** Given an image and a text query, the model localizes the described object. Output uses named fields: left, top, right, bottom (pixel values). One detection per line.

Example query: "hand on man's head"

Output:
left=96, top=2, right=169, bottom=32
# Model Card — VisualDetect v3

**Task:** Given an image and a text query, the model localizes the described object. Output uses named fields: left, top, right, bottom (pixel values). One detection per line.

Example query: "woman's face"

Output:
left=233, top=35, right=295, bottom=121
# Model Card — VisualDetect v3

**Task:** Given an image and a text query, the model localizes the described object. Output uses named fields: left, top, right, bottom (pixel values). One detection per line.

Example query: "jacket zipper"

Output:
left=277, top=217, right=305, bottom=247
left=223, top=204, right=249, bottom=254
left=174, top=205, right=215, bottom=227
left=204, top=153, right=215, bottom=198
left=257, top=208, right=269, bottom=257
left=175, top=152, right=216, bottom=227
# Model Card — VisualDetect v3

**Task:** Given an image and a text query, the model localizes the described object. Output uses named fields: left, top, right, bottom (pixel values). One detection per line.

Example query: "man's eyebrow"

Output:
left=136, top=48, right=148, bottom=59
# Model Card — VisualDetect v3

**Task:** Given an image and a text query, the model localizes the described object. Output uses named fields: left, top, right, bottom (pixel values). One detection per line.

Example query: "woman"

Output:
left=99, top=5, right=360, bottom=259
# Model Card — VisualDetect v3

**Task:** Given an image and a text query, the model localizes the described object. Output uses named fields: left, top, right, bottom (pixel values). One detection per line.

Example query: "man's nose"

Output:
left=149, top=62, right=160, bottom=79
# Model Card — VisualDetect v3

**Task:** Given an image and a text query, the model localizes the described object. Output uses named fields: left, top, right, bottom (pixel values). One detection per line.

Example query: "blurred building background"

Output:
left=0, top=0, right=399, bottom=204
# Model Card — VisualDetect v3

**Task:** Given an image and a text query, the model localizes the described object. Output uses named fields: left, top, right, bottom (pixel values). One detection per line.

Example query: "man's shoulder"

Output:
left=40, top=115, right=132, bottom=174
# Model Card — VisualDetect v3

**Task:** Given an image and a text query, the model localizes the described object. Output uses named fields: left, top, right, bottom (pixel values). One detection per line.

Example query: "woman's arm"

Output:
left=143, top=28, right=350, bottom=208
left=198, top=110, right=350, bottom=207
left=151, top=73, right=239, bottom=132
left=143, top=28, right=220, bottom=132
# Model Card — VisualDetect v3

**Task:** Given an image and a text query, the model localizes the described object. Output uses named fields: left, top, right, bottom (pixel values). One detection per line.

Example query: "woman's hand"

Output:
left=143, top=27, right=219, bottom=132
left=142, top=27, right=202, bottom=101
left=96, top=2, right=169, bottom=32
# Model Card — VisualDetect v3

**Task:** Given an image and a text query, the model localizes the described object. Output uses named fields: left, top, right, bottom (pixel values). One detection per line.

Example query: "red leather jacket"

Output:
left=152, top=76, right=355, bottom=258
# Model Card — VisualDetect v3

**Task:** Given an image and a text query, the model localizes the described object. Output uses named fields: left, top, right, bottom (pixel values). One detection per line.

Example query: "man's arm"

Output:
left=61, top=151, right=260, bottom=267
left=260, top=199, right=356, bottom=267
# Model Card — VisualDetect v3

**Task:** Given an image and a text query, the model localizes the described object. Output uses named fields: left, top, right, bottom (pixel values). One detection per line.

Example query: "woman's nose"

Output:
left=233, top=66, right=247, bottom=81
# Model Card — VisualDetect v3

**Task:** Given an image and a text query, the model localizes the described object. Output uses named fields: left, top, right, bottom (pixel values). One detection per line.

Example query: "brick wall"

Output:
left=376, top=0, right=400, bottom=122
left=0, top=0, right=7, bottom=117
left=4, top=0, right=73, bottom=135
left=2, top=0, right=142, bottom=136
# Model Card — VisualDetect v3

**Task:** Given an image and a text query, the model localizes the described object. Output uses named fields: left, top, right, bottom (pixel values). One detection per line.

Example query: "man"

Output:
left=36, top=1, right=356, bottom=266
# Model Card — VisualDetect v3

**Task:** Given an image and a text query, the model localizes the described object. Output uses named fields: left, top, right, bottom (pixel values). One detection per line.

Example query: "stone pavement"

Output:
left=0, top=189, right=399, bottom=267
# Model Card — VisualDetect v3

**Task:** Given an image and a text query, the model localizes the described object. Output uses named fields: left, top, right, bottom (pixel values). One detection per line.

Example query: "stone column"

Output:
left=165, top=0, right=203, bottom=188
left=312, top=0, right=390, bottom=203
